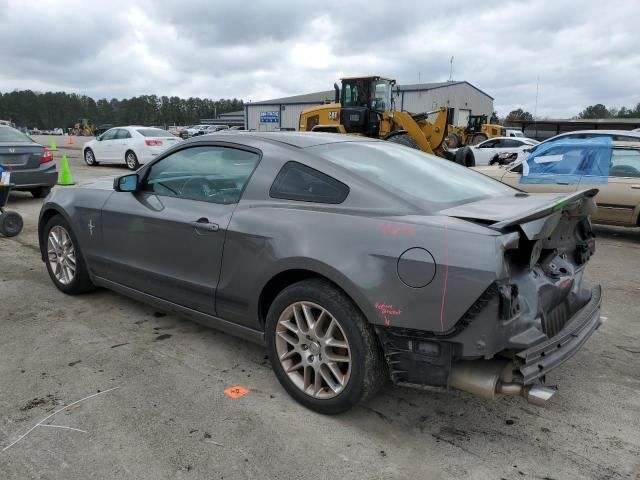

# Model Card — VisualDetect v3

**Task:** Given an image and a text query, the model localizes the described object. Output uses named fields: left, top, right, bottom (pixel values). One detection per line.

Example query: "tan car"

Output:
left=474, top=140, right=640, bottom=227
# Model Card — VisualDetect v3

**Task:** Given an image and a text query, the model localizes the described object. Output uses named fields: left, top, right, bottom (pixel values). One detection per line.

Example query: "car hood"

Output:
left=439, top=189, right=599, bottom=239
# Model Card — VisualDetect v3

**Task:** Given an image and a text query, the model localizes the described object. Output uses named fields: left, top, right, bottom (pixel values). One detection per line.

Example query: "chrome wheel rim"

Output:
left=275, top=301, right=351, bottom=399
left=85, top=150, right=94, bottom=165
left=126, top=153, right=136, bottom=169
left=47, top=226, right=76, bottom=285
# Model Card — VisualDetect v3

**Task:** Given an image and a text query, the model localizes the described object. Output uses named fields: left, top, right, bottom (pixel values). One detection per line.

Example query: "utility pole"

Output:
left=448, top=56, right=454, bottom=82
left=534, top=76, right=540, bottom=139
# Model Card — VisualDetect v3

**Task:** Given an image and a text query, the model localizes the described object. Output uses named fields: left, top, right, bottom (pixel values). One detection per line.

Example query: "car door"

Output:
left=114, top=128, right=133, bottom=163
left=473, top=139, right=499, bottom=165
left=97, top=144, right=261, bottom=315
left=499, top=159, right=580, bottom=194
left=92, top=128, right=116, bottom=160
left=98, top=128, right=120, bottom=161
left=579, top=148, right=640, bottom=225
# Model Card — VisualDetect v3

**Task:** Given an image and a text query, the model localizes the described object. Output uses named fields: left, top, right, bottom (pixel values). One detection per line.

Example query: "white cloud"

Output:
left=0, top=0, right=638, bottom=117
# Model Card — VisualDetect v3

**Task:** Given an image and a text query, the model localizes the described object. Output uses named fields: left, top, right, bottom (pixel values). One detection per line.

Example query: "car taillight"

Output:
left=40, top=147, right=54, bottom=164
left=145, top=139, right=162, bottom=146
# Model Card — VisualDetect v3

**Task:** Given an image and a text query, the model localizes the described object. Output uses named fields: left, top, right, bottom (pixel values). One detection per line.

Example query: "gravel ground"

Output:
left=1, top=142, right=639, bottom=480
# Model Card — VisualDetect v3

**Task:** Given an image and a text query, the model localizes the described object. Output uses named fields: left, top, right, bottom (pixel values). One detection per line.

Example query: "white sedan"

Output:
left=468, top=136, right=539, bottom=166
left=83, top=126, right=182, bottom=170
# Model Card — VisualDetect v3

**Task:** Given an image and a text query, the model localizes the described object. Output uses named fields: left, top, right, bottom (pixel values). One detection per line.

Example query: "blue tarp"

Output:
left=521, top=136, right=611, bottom=184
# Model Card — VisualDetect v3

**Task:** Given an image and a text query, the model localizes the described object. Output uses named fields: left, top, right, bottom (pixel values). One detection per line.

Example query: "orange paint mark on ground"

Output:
left=224, top=386, right=250, bottom=399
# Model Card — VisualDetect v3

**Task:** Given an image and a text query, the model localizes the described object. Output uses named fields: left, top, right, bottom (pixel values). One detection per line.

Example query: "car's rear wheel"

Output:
left=84, top=148, right=98, bottom=166
left=266, top=279, right=386, bottom=414
left=30, top=186, right=52, bottom=198
left=125, top=151, right=139, bottom=170
left=0, top=211, right=24, bottom=237
left=43, top=215, right=94, bottom=294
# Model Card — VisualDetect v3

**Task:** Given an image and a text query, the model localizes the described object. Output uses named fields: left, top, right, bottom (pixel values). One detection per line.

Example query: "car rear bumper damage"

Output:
left=377, top=285, right=602, bottom=405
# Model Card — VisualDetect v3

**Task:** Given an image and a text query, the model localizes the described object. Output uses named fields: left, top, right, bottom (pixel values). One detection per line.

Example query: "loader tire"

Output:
left=454, top=146, right=476, bottom=167
left=471, top=133, right=488, bottom=145
left=385, top=132, right=420, bottom=150
left=445, top=133, right=462, bottom=148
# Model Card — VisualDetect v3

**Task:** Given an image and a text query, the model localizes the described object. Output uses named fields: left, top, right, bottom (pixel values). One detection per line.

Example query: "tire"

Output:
left=0, top=211, right=24, bottom=237
left=445, top=132, right=462, bottom=149
left=266, top=279, right=387, bottom=414
left=84, top=148, right=98, bottom=166
left=385, top=132, right=420, bottom=150
left=30, top=186, right=52, bottom=198
left=125, top=151, right=139, bottom=170
left=471, top=133, right=488, bottom=145
left=454, top=146, right=476, bottom=167
left=43, top=215, right=94, bottom=294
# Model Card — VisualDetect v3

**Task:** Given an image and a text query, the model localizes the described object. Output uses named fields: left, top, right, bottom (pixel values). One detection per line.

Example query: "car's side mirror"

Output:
left=96, top=135, right=102, bottom=141
left=114, top=174, right=139, bottom=192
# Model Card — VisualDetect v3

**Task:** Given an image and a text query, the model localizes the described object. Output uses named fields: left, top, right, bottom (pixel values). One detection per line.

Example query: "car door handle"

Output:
left=191, top=218, right=219, bottom=232
left=556, top=182, right=570, bottom=185
left=631, top=184, right=640, bottom=189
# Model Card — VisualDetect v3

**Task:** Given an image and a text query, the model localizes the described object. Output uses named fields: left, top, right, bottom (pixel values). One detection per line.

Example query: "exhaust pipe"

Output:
left=448, top=360, right=556, bottom=405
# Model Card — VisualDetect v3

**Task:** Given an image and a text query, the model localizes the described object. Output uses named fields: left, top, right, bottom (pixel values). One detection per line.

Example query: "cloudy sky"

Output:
left=0, top=0, right=638, bottom=118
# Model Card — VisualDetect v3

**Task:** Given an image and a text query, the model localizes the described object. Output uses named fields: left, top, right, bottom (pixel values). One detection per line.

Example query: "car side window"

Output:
left=610, top=149, right=640, bottom=177
left=142, top=146, right=260, bottom=204
left=502, top=139, right=521, bottom=148
left=270, top=161, right=349, bottom=204
left=479, top=140, right=497, bottom=148
left=101, top=129, right=118, bottom=141
left=116, top=129, right=131, bottom=139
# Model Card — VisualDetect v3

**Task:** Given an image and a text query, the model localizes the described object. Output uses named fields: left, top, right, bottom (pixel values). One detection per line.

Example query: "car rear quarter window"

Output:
left=143, top=146, right=260, bottom=204
left=270, top=161, right=349, bottom=204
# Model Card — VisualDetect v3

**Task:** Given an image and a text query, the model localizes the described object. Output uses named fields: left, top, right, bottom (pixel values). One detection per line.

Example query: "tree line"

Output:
left=493, top=102, right=640, bottom=124
left=0, top=90, right=244, bottom=129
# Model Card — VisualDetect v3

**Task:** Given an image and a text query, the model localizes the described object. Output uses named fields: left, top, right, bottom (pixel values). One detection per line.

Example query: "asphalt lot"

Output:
left=1, top=139, right=639, bottom=480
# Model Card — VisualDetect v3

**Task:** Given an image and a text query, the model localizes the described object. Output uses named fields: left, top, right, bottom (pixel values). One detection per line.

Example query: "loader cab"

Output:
left=466, top=115, right=488, bottom=135
left=339, top=76, right=395, bottom=137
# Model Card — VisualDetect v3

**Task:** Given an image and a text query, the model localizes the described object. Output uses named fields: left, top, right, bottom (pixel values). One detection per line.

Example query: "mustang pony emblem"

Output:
left=88, top=219, right=95, bottom=236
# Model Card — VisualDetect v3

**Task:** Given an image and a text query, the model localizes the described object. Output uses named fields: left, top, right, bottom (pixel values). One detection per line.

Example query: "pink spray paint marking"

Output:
left=377, top=223, right=417, bottom=235
left=375, top=303, right=401, bottom=327
left=439, top=224, right=449, bottom=332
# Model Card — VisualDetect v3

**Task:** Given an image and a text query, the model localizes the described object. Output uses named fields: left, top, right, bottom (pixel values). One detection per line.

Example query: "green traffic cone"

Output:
left=58, top=154, right=75, bottom=186
left=49, top=138, right=57, bottom=151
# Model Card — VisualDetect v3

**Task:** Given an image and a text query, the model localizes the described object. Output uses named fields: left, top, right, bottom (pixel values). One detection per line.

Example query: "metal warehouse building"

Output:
left=245, top=81, right=494, bottom=131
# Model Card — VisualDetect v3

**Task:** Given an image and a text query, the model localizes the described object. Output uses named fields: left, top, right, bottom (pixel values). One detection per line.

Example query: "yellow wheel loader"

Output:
left=299, top=76, right=476, bottom=164
left=446, top=115, right=513, bottom=148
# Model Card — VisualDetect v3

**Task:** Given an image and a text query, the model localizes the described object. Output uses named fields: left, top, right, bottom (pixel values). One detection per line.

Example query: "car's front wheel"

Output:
left=266, top=279, right=387, bottom=414
left=84, top=148, right=98, bottom=166
left=43, top=215, right=94, bottom=294
left=125, top=151, right=139, bottom=170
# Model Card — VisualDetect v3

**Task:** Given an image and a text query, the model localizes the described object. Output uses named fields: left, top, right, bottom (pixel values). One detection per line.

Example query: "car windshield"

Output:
left=308, top=141, right=515, bottom=208
left=0, top=126, right=33, bottom=143
left=136, top=128, right=175, bottom=137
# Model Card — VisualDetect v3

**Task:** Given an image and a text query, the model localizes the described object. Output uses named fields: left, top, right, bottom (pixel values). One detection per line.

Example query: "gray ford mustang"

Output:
left=38, top=132, right=601, bottom=414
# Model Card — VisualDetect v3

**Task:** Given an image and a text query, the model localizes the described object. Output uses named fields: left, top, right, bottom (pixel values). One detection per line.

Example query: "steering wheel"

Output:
left=181, top=177, right=215, bottom=200
left=611, top=165, right=640, bottom=177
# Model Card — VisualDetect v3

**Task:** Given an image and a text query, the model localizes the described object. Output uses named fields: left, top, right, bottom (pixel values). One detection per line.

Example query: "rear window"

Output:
left=0, top=127, right=33, bottom=143
left=136, top=128, right=175, bottom=137
left=308, top=141, right=514, bottom=208
left=270, top=162, right=349, bottom=204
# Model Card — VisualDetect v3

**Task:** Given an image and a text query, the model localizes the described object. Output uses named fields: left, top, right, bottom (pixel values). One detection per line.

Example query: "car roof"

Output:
left=199, top=131, right=377, bottom=149
left=543, top=130, right=640, bottom=142
left=481, top=136, right=534, bottom=142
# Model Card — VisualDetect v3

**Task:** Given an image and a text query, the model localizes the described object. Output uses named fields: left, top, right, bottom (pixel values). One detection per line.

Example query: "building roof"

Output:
left=250, top=91, right=336, bottom=106
left=249, top=80, right=493, bottom=106
left=218, top=110, right=245, bottom=117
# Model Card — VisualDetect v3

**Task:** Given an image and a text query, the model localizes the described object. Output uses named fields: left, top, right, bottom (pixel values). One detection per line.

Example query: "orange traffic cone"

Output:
left=66, top=135, right=74, bottom=145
